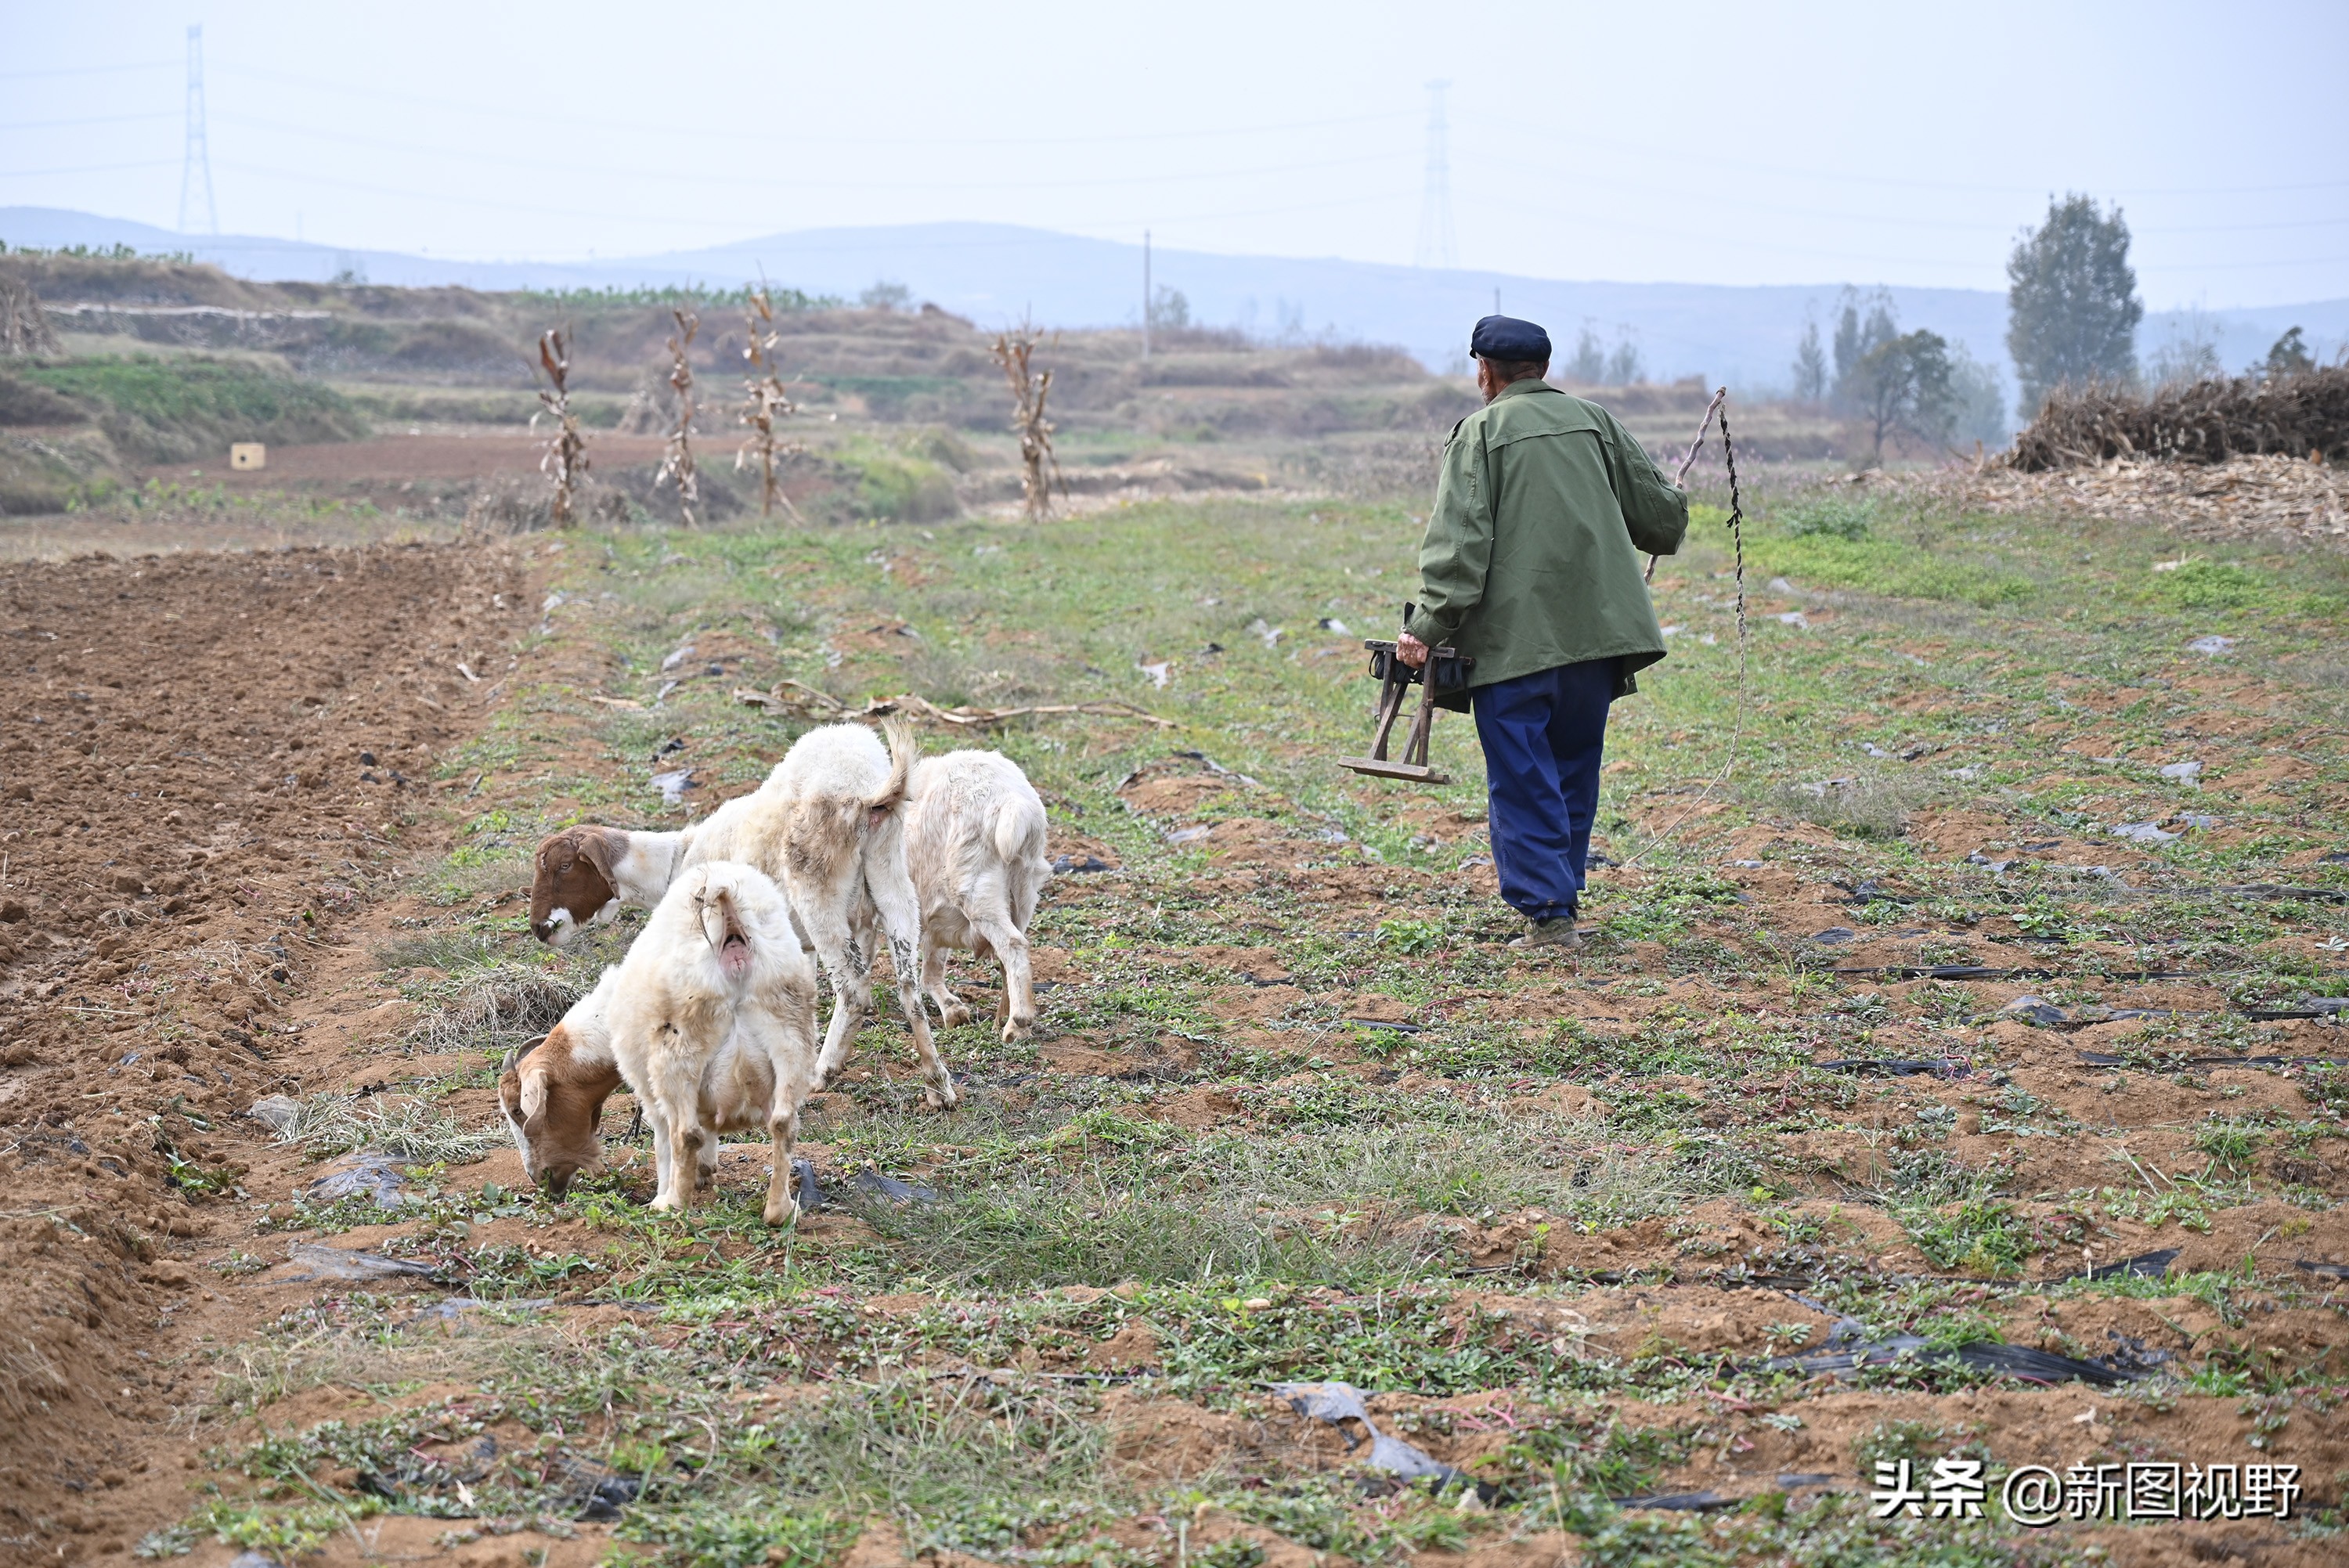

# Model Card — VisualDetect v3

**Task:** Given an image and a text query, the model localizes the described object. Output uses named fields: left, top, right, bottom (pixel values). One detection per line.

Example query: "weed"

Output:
left=1769, top=772, right=1932, bottom=839
left=2193, top=1115, right=2267, bottom=1173
left=280, top=1092, right=503, bottom=1164
left=1781, top=496, right=1876, bottom=539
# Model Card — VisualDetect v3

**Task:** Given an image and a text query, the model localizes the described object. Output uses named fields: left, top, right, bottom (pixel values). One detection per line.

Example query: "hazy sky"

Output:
left=4, top=0, right=2344, bottom=306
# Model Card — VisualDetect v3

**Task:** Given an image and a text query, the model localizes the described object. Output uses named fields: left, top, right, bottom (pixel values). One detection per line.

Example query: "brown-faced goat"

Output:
left=497, top=968, right=622, bottom=1198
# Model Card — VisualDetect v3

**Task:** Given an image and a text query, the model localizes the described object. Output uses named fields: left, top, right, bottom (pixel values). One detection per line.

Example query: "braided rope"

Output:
left=1619, top=388, right=1749, bottom=868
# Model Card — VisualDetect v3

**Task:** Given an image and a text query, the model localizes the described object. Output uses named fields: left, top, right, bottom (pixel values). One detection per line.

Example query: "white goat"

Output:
left=526, top=721, right=959, bottom=1109
left=604, top=860, right=821, bottom=1221
left=902, top=748, right=1053, bottom=1044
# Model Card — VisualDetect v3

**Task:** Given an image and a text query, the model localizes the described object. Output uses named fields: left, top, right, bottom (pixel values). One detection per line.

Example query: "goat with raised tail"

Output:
left=601, top=860, right=821, bottom=1220
left=525, top=721, right=958, bottom=1109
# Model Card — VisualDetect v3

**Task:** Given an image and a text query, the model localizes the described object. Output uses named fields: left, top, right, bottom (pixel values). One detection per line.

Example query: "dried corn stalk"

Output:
left=655, top=308, right=700, bottom=525
left=991, top=319, right=1063, bottom=521
left=533, top=326, right=589, bottom=527
left=735, top=287, right=802, bottom=521
left=0, top=277, right=60, bottom=356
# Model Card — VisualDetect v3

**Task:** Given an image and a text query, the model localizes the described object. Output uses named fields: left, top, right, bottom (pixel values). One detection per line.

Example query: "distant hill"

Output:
left=6, top=207, right=2344, bottom=409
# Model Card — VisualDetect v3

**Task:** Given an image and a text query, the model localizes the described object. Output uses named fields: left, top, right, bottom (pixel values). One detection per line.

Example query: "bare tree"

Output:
left=655, top=308, right=700, bottom=525
left=534, top=326, right=589, bottom=527
left=735, top=287, right=803, bottom=521
left=990, top=319, right=1063, bottom=521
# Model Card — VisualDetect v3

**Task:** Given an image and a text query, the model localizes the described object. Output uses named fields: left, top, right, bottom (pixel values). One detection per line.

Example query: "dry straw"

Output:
left=991, top=318, right=1064, bottom=521
left=2011, top=366, right=2347, bottom=471
left=736, top=286, right=803, bottom=521
left=533, top=326, right=589, bottom=527
left=655, top=307, right=701, bottom=524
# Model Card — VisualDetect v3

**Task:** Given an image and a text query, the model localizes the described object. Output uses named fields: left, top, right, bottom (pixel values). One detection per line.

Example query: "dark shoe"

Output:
left=1508, top=917, right=1580, bottom=950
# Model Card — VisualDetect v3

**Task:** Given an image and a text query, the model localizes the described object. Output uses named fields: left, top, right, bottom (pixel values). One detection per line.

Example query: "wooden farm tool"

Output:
left=1337, top=604, right=1473, bottom=784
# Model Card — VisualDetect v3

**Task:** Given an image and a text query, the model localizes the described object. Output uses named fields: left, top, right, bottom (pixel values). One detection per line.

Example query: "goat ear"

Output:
left=574, top=827, right=620, bottom=884
left=500, top=1034, right=549, bottom=1075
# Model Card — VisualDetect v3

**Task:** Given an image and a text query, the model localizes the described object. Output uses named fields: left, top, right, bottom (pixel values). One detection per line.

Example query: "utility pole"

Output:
left=1414, top=79, right=1456, bottom=270
left=178, top=23, right=218, bottom=236
left=1142, top=229, right=1152, bottom=360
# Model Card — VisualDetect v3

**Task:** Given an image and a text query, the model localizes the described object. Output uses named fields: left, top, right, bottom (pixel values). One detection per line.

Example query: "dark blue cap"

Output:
left=1470, top=314, right=1550, bottom=362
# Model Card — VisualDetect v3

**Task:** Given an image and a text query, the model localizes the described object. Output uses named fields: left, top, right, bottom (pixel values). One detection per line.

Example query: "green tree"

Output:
left=1847, top=330, right=1956, bottom=462
left=1830, top=286, right=1898, bottom=414
left=2006, top=193, right=2142, bottom=415
left=1604, top=336, right=1643, bottom=385
left=1946, top=344, right=2009, bottom=446
left=1566, top=322, right=1606, bottom=383
left=2263, top=326, right=2314, bottom=378
left=1791, top=317, right=1828, bottom=403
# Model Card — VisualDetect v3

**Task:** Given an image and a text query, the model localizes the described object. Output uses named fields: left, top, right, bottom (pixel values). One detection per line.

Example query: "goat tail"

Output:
left=869, top=716, right=918, bottom=816
left=994, top=791, right=1047, bottom=867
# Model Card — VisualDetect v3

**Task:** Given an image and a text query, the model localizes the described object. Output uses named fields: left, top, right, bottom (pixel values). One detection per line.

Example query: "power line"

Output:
left=177, top=25, right=217, bottom=236
left=0, top=59, right=177, bottom=81
left=0, top=111, right=179, bottom=132
left=1470, top=111, right=2349, bottom=201
left=204, top=111, right=1409, bottom=193
left=209, top=156, right=1405, bottom=238
left=1473, top=150, right=2349, bottom=238
left=0, top=158, right=179, bottom=178
left=209, top=63, right=1413, bottom=148
left=1414, top=80, right=1456, bottom=270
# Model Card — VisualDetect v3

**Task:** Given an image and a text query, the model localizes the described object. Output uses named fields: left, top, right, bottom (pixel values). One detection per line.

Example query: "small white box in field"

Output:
left=230, top=443, right=266, bottom=470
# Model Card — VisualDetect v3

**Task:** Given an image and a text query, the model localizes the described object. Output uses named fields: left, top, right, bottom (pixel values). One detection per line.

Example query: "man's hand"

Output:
left=1395, top=630, right=1430, bottom=668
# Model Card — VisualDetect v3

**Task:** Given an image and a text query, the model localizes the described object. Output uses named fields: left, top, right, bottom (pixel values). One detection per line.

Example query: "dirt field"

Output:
left=0, top=542, right=532, bottom=1559
left=0, top=475, right=2344, bottom=1567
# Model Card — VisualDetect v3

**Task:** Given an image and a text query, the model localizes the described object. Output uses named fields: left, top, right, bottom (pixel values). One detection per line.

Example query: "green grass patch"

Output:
left=20, top=355, right=366, bottom=462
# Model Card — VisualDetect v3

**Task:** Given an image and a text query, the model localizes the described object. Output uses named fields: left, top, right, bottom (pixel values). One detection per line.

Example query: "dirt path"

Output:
left=0, top=541, right=532, bottom=1562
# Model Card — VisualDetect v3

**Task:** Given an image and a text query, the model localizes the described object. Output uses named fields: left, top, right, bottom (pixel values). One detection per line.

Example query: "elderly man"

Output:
left=1396, top=315, right=1687, bottom=950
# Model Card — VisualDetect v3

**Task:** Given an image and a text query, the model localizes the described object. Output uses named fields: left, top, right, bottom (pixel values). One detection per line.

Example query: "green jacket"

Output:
left=1407, top=379, right=1687, bottom=706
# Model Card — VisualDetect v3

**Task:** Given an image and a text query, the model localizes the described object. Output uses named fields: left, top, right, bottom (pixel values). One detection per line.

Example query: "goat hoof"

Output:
left=924, top=1083, right=961, bottom=1112
left=1001, top=1018, right=1034, bottom=1045
left=763, top=1199, right=801, bottom=1227
left=940, top=1003, right=973, bottom=1028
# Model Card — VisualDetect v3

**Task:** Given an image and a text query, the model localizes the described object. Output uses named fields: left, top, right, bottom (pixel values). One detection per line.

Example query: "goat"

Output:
left=902, top=748, right=1053, bottom=1044
left=529, top=778, right=779, bottom=948
left=498, top=977, right=811, bottom=1210
left=602, top=860, right=821, bottom=1221
left=497, top=968, right=622, bottom=1197
left=523, top=721, right=959, bottom=1109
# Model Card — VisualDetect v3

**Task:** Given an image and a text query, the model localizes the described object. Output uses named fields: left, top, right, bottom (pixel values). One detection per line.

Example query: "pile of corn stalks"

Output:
left=1887, top=451, right=2346, bottom=546
left=2008, top=367, right=2347, bottom=471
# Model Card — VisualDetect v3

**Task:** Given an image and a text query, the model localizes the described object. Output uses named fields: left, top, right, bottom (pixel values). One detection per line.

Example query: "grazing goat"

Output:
left=602, top=860, right=821, bottom=1221
left=499, top=975, right=810, bottom=1209
left=529, top=779, right=778, bottom=949
left=523, top=721, right=959, bottom=1109
left=498, top=968, right=622, bottom=1197
left=903, top=748, right=1053, bottom=1044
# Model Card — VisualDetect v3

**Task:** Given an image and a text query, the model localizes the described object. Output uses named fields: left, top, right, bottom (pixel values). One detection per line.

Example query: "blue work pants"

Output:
left=1469, top=658, right=1618, bottom=921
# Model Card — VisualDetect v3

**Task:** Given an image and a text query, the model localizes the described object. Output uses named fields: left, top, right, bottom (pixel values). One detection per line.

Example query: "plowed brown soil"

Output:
left=0, top=541, right=532, bottom=1561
